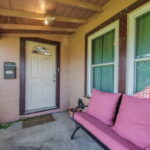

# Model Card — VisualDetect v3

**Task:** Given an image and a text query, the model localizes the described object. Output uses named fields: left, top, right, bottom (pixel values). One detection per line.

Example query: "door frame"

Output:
left=20, top=37, right=60, bottom=115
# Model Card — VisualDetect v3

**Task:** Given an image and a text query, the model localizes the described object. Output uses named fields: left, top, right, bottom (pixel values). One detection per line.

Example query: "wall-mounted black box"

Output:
left=4, top=62, right=16, bottom=79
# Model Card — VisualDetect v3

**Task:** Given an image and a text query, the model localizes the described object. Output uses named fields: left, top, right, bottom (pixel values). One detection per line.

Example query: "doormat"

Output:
left=22, top=114, right=55, bottom=128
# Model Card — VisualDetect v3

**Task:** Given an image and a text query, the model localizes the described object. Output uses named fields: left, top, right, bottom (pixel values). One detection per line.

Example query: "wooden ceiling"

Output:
left=0, top=0, right=110, bottom=35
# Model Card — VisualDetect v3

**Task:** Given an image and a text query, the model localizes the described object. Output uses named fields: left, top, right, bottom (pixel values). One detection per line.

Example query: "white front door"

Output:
left=25, top=41, right=57, bottom=112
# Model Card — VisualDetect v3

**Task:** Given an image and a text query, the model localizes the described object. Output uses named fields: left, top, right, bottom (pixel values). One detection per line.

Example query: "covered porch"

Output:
left=0, top=0, right=150, bottom=149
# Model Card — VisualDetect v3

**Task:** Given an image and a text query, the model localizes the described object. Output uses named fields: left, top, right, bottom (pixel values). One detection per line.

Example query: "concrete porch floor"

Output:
left=0, top=112, right=103, bottom=150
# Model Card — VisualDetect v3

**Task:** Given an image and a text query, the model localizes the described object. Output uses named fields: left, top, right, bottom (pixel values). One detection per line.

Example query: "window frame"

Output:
left=126, top=2, right=150, bottom=95
left=87, top=21, right=119, bottom=96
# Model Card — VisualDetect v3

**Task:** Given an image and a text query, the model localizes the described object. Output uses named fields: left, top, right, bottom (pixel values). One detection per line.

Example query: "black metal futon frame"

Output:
left=70, top=99, right=110, bottom=150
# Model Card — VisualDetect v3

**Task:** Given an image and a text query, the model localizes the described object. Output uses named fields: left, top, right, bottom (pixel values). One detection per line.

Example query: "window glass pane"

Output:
left=136, top=12, right=150, bottom=59
left=92, top=65, right=114, bottom=92
left=101, top=65, right=114, bottom=92
left=92, top=30, right=115, bottom=65
left=103, top=30, right=114, bottom=63
left=135, top=61, right=150, bottom=92
left=92, top=67, right=102, bottom=90
left=92, top=36, right=103, bottom=64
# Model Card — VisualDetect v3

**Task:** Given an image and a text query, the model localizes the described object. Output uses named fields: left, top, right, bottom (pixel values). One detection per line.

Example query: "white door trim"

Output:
left=126, top=2, right=150, bottom=94
left=87, top=21, right=119, bottom=96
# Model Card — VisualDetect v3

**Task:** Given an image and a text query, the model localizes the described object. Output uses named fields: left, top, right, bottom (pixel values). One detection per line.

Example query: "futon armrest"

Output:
left=73, top=105, right=88, bottom=112
left=72, top=105, right=88, bottom=118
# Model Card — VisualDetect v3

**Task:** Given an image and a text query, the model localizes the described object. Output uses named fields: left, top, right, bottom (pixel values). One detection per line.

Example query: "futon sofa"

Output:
left=71, top=89, right=150, bottom=150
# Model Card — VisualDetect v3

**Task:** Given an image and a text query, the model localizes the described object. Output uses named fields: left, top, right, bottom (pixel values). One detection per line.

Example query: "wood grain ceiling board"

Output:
left=10, top=0, right=24, bottom=10
left=0, top=0, right=10, bottom=9
left=60, top=6, right=75, bottom=17
left=48, top=3, right=96, bottom=19
left=51, top=0, right=102, bottom=11
left=23, top=0, right=36, bottom=12
left=0, top=15, right=43, bottom=26
left=0, top=29, right=74, bottom=35
left=0, top=15, right=81, bottom=29
left=46, top=1, right=58, bottom=14
left=0, top=8, right=87, bottom=24
left=34, top=0, right=59, bottom=14
left=68, top=7, right=96, bottom=19
left=0, top=0, right=109, bottom=35
left=0, top=24, right=76, bottom=32
left=80, top=0, right=100, bottom=5
left=0, top=0, right=104, bottom=20
left=80, top=0, right=109, bottom=6
left=67, top=7, right=95, bottom=19
left=52, top=3, right=69, bottom=16
left=97, top=0, right=109, bottom=6
left=0, top=0, right=104, bottom=13
left=34, top=0, right=49, bottom=14
left=68, top=7, right=84, bottom=18
left=51, top=21, right=81, bottom=29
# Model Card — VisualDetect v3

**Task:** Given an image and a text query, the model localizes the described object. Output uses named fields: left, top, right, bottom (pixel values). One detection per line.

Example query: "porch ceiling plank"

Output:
left=0, top=29, right=74, bottom=35
left=10, top=0, right=24, bottom=10
left=51, top=0, right=102, bottom=11
left=0, top=23, right=77, bottom=32
left=0, top=33, right=72, bottom=37
left=49, top=15, right=87, bottom=24
left=0, top=0, right=10, bottom=9
left=0, top=8, right=87, bottom=24
left=23, top=0, right=37, bottom=12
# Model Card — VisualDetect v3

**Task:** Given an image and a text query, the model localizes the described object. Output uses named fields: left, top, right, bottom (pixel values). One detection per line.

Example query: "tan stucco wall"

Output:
left=0, top=0, right=146, bottom=122
left=0, top=34, right=70, bottom=123
left=68, top=0, right=138, bottom=107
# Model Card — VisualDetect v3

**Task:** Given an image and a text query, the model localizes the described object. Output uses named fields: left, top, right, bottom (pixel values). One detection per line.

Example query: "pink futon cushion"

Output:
left=87, top=89, right=121, bottom=125
left=74, top=112, right=141, bottom=150
left=113, top=94, right=150, bottom=150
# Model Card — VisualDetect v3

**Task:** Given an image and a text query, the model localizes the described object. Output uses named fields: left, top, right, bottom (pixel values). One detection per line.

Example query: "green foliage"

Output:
left=0, top=120, right=20, bottom=129
left=0, top=123, right=13, bottom=129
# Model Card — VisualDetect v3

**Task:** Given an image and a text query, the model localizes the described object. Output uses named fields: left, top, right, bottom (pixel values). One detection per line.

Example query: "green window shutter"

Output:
left=92, top=36, right=103, bottom=65
left=135, top=11, right=150, bottom=92
left=136, top=12, right=150, bottom=59
left=93, top=65, right=114, bottom=92
left=92, top=30, right=115, bottom=92
left=101, top=65, right=114, bottom=92
left=93, top=67, right=102, bottom=90
left=103, top=30, right=114, bottom=63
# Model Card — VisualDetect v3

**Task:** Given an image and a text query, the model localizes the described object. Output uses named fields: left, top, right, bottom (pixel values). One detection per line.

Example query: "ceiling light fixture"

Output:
left=44, top=16, right=56, bottom=25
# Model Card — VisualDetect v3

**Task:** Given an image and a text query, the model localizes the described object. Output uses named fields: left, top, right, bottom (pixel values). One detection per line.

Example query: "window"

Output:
left=127, top=4, right=150, bottom=94
left=87, top=21, right=119, bottom=96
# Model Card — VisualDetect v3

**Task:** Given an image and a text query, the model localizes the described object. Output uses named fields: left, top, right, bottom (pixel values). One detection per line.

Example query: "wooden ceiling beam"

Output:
left=52, top=0, right=102, bottom=11
left=0, top=8, right=87, bottom=24
left=0, top=30, right=73, bottom=35
left=0, top=33, right=71, bottom=37
left=47, top=15, right=86, bottom=24
left=0, top=24, right=76, bottom=32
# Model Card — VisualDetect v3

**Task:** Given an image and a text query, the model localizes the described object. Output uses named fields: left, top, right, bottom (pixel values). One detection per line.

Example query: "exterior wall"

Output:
left=0, top=0, right=148, bottom=122
left=68, top=0, right=138, bottom=108
left=0, top=34, right=70, bottom=123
